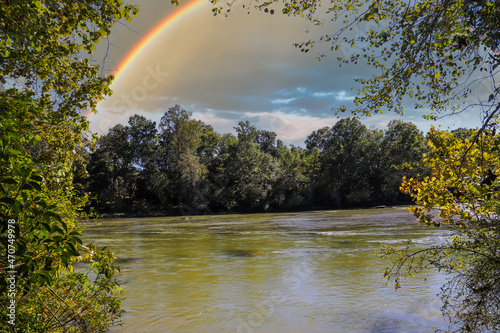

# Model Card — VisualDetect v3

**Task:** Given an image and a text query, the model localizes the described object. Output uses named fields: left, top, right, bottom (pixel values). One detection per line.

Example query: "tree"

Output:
left=392, top=128, right=500, bottom=332
left=88, top=124, right=136, bottom=213
left=128, top=114, right=158, bottom=170
left=159, top=105, right=209, bottom=213
left=307, top=118, right=375, bottom=207
left=206, top=121, right=278, bottom=212
left=126, top=115, right=162, bottom=212
left=205, top=133, right=239, bottom=212
left=271, top=145, right=309, bottom=209
left=379, top=120, right=429, bottom=203
left=256, top=129, right=278, bottom=155
left=84, top=111, right=432, bottom=215
left=0, top=0, right=137, bottom=331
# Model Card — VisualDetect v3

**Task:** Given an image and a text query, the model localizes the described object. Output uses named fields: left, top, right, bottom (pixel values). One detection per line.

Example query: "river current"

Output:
left=82, top=207, right=453, bottom=332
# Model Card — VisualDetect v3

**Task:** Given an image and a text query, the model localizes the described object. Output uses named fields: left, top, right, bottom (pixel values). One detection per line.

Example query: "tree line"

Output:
left=77, top=105, right=431, bottom=216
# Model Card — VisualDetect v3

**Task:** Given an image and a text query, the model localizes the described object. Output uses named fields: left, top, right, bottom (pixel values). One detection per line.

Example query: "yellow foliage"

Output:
left=401, top=126, right=500, bottom=226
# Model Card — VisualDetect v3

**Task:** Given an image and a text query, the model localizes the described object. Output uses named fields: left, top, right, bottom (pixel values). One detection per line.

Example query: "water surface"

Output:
left=82, top=207, right=452, bottom=332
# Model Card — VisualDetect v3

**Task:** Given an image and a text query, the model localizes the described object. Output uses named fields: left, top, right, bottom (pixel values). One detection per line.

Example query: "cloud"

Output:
left=335, top=91, right=355, bottom=101
left=242, top=110, right=338, bottom=144
left=312, top=90, right=355, bottom=101
left=271, top=98, right=297, bottom=105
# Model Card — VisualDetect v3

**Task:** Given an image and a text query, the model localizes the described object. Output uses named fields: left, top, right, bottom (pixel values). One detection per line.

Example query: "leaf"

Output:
left=20, top=183, right=33, bottom=190
left=434, top=71, right=441, bottom=79
left=70, top=235, right=83, bottom=245
left=364, top=13, right=374, bottom=21
left=35, top=199, right=47, bottom=209
left=50, top=225, right=64, bottom=235
left=0, top=197, right=15, bottom=205
left=28, top=181, right=41, bottom=191
left=44, top=257, right=54, bottom=271
left=39, top=228, right=49, bottom=239
left=19, top=168, right=32, bottom=178
left=30, top=174, right=43, bottom=182
left=44, top=211, right=62, bottom=223
left=104, top=268, right=112, bottom=279
left=1, top=178, right=18, bottom=185
left=67, top=242, right=78, bottom=256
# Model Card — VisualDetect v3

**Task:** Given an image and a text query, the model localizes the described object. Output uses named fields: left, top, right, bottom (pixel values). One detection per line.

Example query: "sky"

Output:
left=90, top=0, right=484, bottom=147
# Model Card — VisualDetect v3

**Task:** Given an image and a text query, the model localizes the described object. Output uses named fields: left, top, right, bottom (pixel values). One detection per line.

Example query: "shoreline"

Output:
left=84, top=204, right=413, bottom=221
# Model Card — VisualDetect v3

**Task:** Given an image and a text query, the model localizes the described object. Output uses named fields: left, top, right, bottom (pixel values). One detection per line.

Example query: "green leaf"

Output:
left=20, top=183, right=33, bottom=190
left=19, top=168, right=32, bottom=178
left=68, top=242, right=78, bottom=256
left=39, top=228, right=49, bottom=238
left=44, top=257, right=54, bottom=271
left=50, top=225, right=64, bottom=235
left=104, top=268, right=112, bottom=279
left=35, top=199, right=47, bottom=209
left=28, top=181, right=41, bottom=191
left=30, top=174, right=43, bottom=182
left=44, top=211, right=62, bottom=222
left=1, top=178, right=18, bottom=185
left=0, top=197, right=15, bottom=205
left=71, top=236, right=83, bottom=245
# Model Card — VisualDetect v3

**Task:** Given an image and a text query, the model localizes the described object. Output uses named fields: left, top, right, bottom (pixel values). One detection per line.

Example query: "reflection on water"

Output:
left=82, top=207, right=453, bottom=332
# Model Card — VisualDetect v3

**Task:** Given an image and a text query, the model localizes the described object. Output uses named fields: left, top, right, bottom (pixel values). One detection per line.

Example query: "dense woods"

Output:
left=78, top=105, right=430, bottom=216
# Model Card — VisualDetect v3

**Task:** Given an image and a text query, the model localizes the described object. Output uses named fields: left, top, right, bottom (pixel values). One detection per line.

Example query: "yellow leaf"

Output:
left=435, top=71, right=441, bottom=79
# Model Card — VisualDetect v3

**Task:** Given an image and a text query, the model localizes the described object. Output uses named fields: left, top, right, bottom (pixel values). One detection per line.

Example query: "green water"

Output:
left=82, top=207, right=452, bottom=332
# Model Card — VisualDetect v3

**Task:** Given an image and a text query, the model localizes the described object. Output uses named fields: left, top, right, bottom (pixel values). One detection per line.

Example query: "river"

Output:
left=81, top=206, right=453, bottom=332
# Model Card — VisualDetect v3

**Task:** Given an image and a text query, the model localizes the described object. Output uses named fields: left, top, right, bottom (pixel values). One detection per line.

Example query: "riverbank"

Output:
left=89, top=203, right=412, bottom=220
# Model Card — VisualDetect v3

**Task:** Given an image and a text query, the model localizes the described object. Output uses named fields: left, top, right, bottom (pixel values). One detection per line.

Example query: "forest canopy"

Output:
left=79, top=106, right=429, bottom=216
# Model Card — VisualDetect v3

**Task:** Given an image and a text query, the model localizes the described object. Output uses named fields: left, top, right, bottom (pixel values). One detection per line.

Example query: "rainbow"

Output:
left=88, top=0, right=207, bottom=118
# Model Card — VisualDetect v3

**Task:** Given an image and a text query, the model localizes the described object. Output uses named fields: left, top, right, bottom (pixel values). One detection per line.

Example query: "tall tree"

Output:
left=310, top=118, right=375, bottom=207
left=272, top=145, right=309, bottom=209
left=87, top=124, right=136, bottom=212
left=379, top=120, right=429, bottom=203
left=159, top=105, right=208, bottom=213
left=128, top=114, right=158, bottom=170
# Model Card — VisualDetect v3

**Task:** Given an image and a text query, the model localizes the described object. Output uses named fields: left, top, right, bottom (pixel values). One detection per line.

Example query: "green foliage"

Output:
left=0, top=90, right=123, bottom=332
left=1, top=0, right=137, bottom=124
left=9, top=272, right=123, bottom=333
left=306, top=118, right=427, bottom=207
left=0, top=0, right=138, bottom=331
left=85, top=110, right=428, bottom=215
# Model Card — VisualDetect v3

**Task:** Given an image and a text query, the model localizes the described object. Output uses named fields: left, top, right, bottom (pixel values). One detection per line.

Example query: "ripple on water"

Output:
left=83, top=208, right=452, bottom=333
